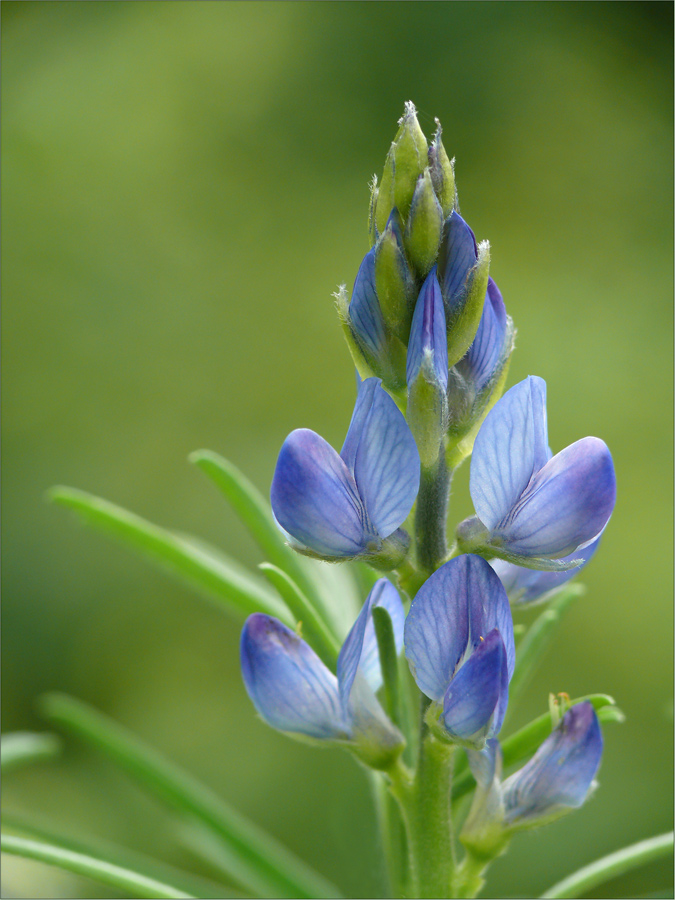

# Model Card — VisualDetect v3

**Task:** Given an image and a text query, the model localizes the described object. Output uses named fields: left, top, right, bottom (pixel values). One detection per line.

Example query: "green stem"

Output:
left=390, top=736, right=456, bottom=898
left=371, top=771, right=409, bottom=899
left=414, top=456, right=452, bottom=575
left=540, top=832, right=674, bottom=899
left=1, top=834, right=195, bottom=900
left=453, top=852, right=489, bottom=899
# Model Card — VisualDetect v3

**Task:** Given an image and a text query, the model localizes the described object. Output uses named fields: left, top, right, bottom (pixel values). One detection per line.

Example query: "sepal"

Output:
left=404, top=168, right=444, bottom=277
left=428, top=119, right=456, bottom=217
left=375, top=101, right=429, bottom=233
left=374, top=209, right=417, bottom=341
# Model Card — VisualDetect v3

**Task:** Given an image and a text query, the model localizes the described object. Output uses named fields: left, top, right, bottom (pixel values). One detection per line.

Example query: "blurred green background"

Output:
left=2, top=2, right=673, bottom=898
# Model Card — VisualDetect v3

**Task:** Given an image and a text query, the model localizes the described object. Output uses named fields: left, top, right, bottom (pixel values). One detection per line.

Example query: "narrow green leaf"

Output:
left=541, top=832, right=674, bottom=899
left=39, top=693, right=340, bottom=900
left=188, top=450, right=358, bottom=638
left=48, top=486, right=290, bottom=624
left=1, top=814, right=238, bottom=900
left=372, top=607, right=401, bottom=729
left=189, top=450, right=322, bottom=605
left=508, top=584, right=584, bottom=714
left=258, top=564, right=340, bottom=666
left=1, top=732, right=61, bottom=773
left=0, top=834, right=195, bottom=900
left=452, top=695, right=622, bottom=802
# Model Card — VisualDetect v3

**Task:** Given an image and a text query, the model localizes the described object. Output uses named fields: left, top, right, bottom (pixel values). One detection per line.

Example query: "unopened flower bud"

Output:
left=374, top=209, right=417, bottom=341
left=437, top=211, right=490, bottom=367
left=404, top=169, right=444, bottom=278
left=428, top=120, right=456, bottom=217
left=375, top=102, right=428, bottom=234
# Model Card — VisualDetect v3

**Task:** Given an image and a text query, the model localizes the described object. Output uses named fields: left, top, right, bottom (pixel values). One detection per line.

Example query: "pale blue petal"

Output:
left=271, top=428, right=368, bottom=557
left=491, top=538, right=600, bottom=605
left=340, top=378, right=420, bottom=539
left=502, top=702, right=602, bottom=825
left=349, top=248, right=386, bottom=359
left=480, top=564, right=516, bottom=680
left=470, top=376, right=549, bottom=530
left=405, top=555, right=495, bottom=702
left=241, top=614, right=348, bottom=739
left=406, top=268, right=448, bottom=389
left=442, top=630, right=507, bottom=746
left=495, top=438, right=616, bottom=557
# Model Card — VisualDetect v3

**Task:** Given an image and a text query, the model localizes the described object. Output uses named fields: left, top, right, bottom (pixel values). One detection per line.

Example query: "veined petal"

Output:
left=480, top=564, right=516, bottom=681
left=271, top=429, right=368, bottom=557
left=437, top=211, right=478, bottom=316
left=340, top=378, right=420, bottom=539
left=406, top=268, right=448, bottom=389
left=495, top=438, right=616, bottom=557
left=349, top=248, right=387, bottom=359
left=405, top=555, right=499, bottom=702
left=470, top=376, right=549, bottom=530
left=502, top=702, right=603, bottom=826
left=241, top=614, right=348, bottom=739
left=442, top=630, right=507, bottom=746
left=337, top=579, right=404, bottom=710
left=491, top=538, right=600, bottom=605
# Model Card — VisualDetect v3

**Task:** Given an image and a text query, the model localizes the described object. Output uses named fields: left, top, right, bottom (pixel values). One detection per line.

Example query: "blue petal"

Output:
left=241, top=614, right=348, bottom=739
left=442, top=630, right=508, bottom=746
left=494, top=438, right=616, bottom=557
left=406, top=268, right=448, bottom=389
left=491, top=538, right=600, bottom=605
left=340, top=378, right=420, bottom=539
left=271, top=428, right=369, bottom=557
left=470, top=376, right=550, bottom=530
left=337, top=579, right=404, bottom=711
left=437, top=211, right=478, bottom=316
left=404, top=555, right=503, bottom=702
left=349, top=248, right=387, bottom=359
left=457, top=278, right=508, bottom=394
left=480, top=564, right=516, bottom=681
left=502, top=701, right=603, bottom=825
left=466, top=738, right=502, bottom=791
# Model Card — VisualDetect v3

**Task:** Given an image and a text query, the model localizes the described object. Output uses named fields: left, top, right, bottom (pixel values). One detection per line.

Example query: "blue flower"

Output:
left=502, top=701, right=603, bottom=826
left=447, top=277, right=515, bottom=440
left=462, top=703, right=603, bottom=851
left=458, top=376, right=616, bottom=569
left=270, top=377, right=420, bottom=565
left=241, top=579, right=405, bottom=767
left=406, top=267, right=448, bottom=392
left=404, top=555, right=515, bottom=749
left=491, top=538, right=600, bottom=606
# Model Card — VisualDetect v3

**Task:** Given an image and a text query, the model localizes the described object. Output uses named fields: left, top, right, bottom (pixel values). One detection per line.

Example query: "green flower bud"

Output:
left=375, top=102, right=428, bottom=234
left=368, top=175, right=379, bottom=246
left=404, top=168, right=444, bottom=278
left=374, top=209, right=417, bottom=341
left=428, top=120, right=457, bottom=217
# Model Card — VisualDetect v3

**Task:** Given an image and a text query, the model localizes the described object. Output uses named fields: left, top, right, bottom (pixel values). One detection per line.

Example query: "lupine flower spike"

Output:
left=241, top=579, right=405, bottom=768
left=457, top=376, right=616, bottom=570
left=271, top=376, right=420, bottom=568
left=404, top=554, right=515, bottom=749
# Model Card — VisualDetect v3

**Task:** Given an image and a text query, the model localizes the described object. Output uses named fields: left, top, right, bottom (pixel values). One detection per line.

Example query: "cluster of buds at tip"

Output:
left=336, top=102, right=512, bottom=470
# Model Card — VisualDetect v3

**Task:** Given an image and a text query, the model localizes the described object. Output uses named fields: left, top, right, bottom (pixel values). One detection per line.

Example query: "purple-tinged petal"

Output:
left=457, top=278, right=508, bottom=395
left=406, top=268, right=448, bottom=389
left=405, top=555, right=500, bottom=702
left=437, top=211, right=478, bottom=315
left=241, top=614, right=348, bottom=739
left=494, top=438, right=616, bottom=557
left=349, top=248, right=387, bottom=360
left=442, top=630, right=508, bottom=746
left=481, top=567, right=516, bottom=681
left=340, top=378, right=420, bottom=539
left=470, top=376, right=549, bottom=530
left=502, top=702, right=603, bottom=825
left=491, top=538, right=600, bottom=605
left=271, top=429, right=369, bottom=557
left=337, top=579, right=404, bottom=710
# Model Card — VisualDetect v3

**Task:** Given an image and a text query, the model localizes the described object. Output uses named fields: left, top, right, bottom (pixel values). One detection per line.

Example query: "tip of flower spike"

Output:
left=399, top=100, right=418, bottom=126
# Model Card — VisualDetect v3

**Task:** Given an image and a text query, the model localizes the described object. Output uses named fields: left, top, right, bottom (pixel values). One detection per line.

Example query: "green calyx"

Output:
left=404, top=169, right=444, bottom=278
left=375, top=102, right=429, bottom=233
